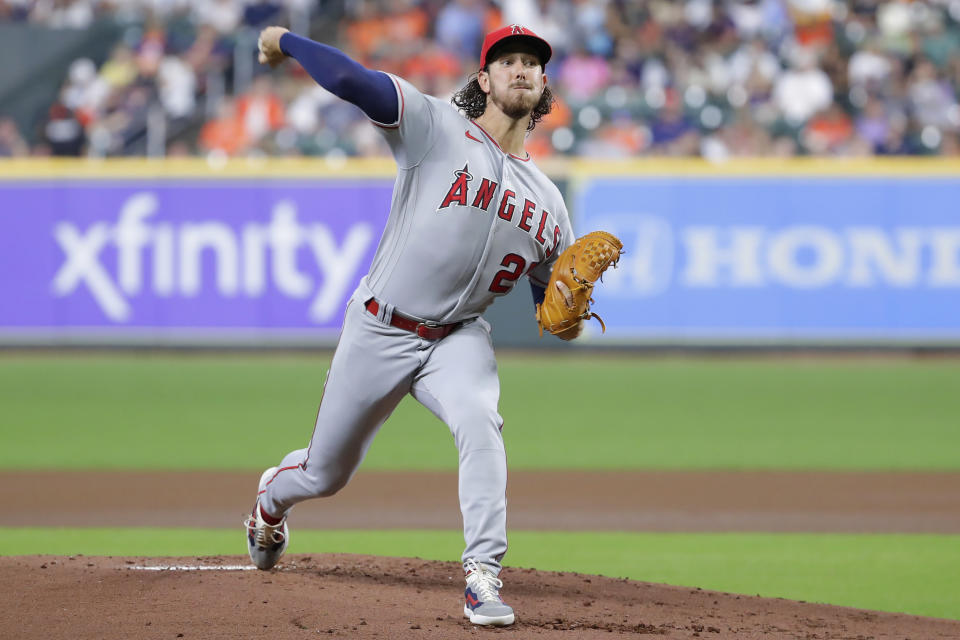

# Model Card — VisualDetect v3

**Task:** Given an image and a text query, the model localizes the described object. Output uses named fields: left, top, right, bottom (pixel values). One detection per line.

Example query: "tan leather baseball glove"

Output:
left=536, top=231, right=623, bottom=340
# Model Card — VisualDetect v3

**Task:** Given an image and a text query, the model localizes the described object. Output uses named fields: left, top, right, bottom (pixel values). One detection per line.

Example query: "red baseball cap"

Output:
left=479, top=24, right=552, bottom=70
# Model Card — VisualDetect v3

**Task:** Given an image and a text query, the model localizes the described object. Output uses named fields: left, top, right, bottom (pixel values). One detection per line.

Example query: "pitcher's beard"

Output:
left=490, top=86, right=540, bottom=120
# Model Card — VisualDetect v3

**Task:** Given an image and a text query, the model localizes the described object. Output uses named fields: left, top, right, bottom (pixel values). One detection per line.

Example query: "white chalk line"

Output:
left=128, top=565, right=257, bottom=571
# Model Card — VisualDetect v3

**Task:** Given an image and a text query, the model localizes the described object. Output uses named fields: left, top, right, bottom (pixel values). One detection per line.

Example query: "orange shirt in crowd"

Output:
left=199, top=116, right=248, bottom=155
left=347, top=7, right=429, bottom=57
left=235, top=93, right=286, bottom=137
left=806, top=109, right=854, bottom=151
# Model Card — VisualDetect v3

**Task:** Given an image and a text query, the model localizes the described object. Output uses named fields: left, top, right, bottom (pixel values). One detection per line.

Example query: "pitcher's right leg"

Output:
left=246, top=299, right=420, bottom=567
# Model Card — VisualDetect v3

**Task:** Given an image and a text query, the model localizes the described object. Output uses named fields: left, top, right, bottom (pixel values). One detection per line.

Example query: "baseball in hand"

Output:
left=554, top=282, right=583, bottom=340
left=258, top=26, right=289, bottom=67
left=556, top=281, right=574, bottom=309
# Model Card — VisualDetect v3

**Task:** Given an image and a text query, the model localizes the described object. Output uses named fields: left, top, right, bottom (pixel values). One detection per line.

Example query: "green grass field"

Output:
left=2, top=353, right=958, bottom=620
left=1, top=353, right=958, bottom=471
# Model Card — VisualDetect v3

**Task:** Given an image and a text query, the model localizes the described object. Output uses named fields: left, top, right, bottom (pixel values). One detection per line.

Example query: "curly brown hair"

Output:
left=451, top=73, right=555, bottom=132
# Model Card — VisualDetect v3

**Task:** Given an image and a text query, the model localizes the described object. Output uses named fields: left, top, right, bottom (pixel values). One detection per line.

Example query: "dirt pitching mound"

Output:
left=7, top=554, right=959, bottom=639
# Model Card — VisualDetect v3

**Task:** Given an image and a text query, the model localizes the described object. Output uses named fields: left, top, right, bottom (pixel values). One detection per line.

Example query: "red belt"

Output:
left=365, top=299, right=462, bottom=340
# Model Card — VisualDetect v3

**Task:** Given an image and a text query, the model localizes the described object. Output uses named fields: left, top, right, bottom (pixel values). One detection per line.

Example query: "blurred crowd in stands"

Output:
left=2, top=0, right=960, bottom=160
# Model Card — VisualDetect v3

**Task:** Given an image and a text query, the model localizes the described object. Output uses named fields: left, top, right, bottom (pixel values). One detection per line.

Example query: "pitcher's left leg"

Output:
left=411, top=318, right=513, bottom=626
left=412, top=318, right=507, bottom=574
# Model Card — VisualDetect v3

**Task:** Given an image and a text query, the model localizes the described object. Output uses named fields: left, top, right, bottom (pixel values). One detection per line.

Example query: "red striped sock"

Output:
left=257, top=503, right=283, bottom=525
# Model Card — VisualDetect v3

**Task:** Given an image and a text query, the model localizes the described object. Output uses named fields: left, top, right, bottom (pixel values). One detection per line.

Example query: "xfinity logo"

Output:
left=51, top=192, right=374, bottom=322
left=598, top=214, right=960, bottom=296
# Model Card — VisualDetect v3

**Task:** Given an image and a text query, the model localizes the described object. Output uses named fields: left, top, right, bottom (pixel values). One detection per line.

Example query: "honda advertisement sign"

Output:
left=575, top=176, right=960, bottom=343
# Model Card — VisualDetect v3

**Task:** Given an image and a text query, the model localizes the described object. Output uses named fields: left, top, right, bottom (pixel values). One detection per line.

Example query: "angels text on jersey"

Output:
left=437, top=162, right=563, bottom=276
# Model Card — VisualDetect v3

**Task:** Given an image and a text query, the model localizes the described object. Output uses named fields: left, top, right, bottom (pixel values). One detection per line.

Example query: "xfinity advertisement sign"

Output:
left=0, top=180, right=392, bottom=341
left=576, top=177, right=960, bottom=342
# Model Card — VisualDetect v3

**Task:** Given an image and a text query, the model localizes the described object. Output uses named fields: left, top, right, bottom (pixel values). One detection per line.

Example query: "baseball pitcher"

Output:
left=245, top=23, right=622, bottom=626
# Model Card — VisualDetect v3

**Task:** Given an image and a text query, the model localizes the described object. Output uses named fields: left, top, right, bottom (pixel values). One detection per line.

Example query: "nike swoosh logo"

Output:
left=465, top=130, right=483, bottom=143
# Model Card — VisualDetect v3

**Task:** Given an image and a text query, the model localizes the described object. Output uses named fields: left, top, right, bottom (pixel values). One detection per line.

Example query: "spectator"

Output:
left=729, top=37, right=782, bottom=89
left=876, top=115, right=914, bottom=154
left=921, top=14, right=960, bottom=69
left=848, top=38, right=893, bottom=89
left=402, top=41, right=462, bottom=97
left=0, top=1, right=30, bottom=21
left=649, top=89, right=698, bottom=154
left=183, top=24, right=231, bottom=75
left=244, top=0, right=283, bottom=28
left=571, top=0, right=613, bottom=57
left=194, top=0, right=241, bottom=35
left=235, top=75, right=286, bottom=147
left=941, top=131, right=960, bottom=155
left=6, top=0, right=960, bottom=158
left=286, top=79, right=335, bottom=138
left=725, top=115, right=774, bottom=157
left=0, top=117, right=28, bottom=157
left=344, top=2, right=384, bottom=60
left=99, top=44, right=139, bottom=94
left=434, top=0, right=486, bottom=62
left=907, top=58, right=959, bottom=129
left=61, top=58, right=109, bottom=127
left=577, top=117, right=649, bottom=157
left=855, top=96, right=892, bottom=149
left=787, top=0, right=835, bottom=50
left=876, top=0, right=920, bottom=56
left=804, top=103, right=855, bottom=153
left=43, top=99, right=85, bottom=156
left=30, top=0, right=94, bottom=29
left=558, top=46, right=611, bottom=102
left=199, top=97, right=247, bottom=156
left=157, top=54, right=197, bottom=120
left=502, top=0, right=573, bottom=56
left=773, top=46, right=833, bottom=125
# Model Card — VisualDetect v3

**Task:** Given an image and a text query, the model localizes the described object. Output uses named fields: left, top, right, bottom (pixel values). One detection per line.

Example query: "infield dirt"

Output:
left=6, top=553, right=960, bottom=639
left=5, top=469, right=960, bottom=639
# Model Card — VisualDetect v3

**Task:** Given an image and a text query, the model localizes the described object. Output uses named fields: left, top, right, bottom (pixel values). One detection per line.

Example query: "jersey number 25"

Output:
left=488, top=254, right=539, bottom=294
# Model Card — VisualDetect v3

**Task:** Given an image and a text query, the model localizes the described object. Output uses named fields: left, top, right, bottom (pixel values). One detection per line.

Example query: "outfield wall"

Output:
left=1, top=158, right=958, bottom=348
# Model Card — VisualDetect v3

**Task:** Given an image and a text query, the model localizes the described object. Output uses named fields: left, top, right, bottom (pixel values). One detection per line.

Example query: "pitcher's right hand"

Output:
left=258, top=26, right=289, bottom=68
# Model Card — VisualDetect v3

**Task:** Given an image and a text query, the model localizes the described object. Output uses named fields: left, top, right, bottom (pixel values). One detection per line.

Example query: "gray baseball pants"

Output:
left=259, top=287, right=508, bottom=574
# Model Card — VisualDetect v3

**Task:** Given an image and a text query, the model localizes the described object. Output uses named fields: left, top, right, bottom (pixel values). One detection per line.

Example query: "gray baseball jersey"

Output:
left=366, top=75, right=573, bottom=322
left=257, top=73, right=572, bottom=576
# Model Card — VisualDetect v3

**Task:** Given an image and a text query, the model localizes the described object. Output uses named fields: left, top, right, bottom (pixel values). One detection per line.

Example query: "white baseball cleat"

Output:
left=463, top=558, right=515, bottom=626
left=243, top=467, right=289, bottom=570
